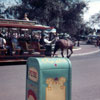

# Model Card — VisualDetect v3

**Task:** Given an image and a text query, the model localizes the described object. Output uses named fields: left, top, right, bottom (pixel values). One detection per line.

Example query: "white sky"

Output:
left=84, top=0, right=100, bottom=22
left=0, top=0, right=21, bottom=8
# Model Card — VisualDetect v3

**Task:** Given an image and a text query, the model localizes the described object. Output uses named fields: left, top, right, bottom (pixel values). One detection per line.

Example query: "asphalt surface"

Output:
left=70, top=51, right=100, bottom=100
left=0, top=43, right=100, bottom=100
left=0, top=65, right=26, bottom=100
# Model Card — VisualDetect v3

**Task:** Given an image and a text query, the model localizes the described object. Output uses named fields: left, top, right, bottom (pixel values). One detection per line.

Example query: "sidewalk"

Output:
left=73, top=44, right=100, bottom=56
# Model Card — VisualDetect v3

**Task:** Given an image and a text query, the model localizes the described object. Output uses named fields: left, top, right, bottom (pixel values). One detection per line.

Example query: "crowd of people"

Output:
left=0, top=28, right=58, bottom=56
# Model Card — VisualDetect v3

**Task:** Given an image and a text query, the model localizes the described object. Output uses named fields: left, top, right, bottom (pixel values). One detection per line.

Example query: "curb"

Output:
left=73, top=47, right=81, bottom=51
left=72, top=49, right=100, bottom=57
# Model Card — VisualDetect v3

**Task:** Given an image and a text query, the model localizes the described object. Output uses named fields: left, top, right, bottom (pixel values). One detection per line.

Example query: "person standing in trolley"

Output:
left=23, top=13, right=29, bottom=21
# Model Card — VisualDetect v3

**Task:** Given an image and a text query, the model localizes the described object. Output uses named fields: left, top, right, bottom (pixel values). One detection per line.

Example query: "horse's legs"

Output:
left=67, top=47, right=73, bottom=58
left=66, top=49, right=69, bottom=58
left=53, top=46, right=59, bottom=57
left=61, top=49, right=64, bottom=57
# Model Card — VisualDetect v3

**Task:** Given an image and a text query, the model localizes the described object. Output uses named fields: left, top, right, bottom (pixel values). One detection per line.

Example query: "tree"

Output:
left=4, top=0, right=87, bottom=36
left=62, top=1, right=87, bottom=34
left=89, top=12, right=100, bottom=29
left=0, top=3, right=5, bottom=18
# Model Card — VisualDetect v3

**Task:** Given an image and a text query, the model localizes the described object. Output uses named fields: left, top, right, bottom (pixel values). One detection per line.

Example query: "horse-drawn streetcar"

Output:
left=0, top=18, right=56, bottom=63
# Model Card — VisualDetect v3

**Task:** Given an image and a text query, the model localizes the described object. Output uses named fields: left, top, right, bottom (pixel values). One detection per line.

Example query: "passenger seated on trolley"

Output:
left=0, top=34, right=12, bottom=55
left=11, top=33, right=23, bottom=55
left=11, top=33, right=20, bottom=49
left=24, top=33, right=31, bottom=43
left=0, top=34, right=6, bottom=49
left=31, top=34, right=40, bottom=42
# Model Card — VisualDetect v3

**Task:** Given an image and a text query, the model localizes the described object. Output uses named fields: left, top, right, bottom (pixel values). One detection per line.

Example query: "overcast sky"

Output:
left=0, top=0, right=21, bottom=7
left=84, top=0, right=100, bottom=22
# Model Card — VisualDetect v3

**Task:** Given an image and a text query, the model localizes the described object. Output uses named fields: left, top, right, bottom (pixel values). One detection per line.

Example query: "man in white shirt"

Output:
left=44, top=37, right=52, bottom=44
left=43, top=36, right=58, bottom=56
left=44, top=36, right=58, bottom=44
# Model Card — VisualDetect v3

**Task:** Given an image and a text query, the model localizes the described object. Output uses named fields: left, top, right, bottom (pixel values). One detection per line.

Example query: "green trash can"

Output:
left=26, top=57, right=72, bottom=100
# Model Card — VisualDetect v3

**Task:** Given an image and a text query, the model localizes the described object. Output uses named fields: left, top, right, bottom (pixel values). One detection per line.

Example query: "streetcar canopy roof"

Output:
left=0, top=18, right=52, bottom=30
left=44, top=28, right=56, bottom=33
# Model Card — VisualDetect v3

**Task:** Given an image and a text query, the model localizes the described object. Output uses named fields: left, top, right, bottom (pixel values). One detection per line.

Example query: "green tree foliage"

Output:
left=4, top=0, right=87, bottom=35
left=63, top=1, right=87, bottom=34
